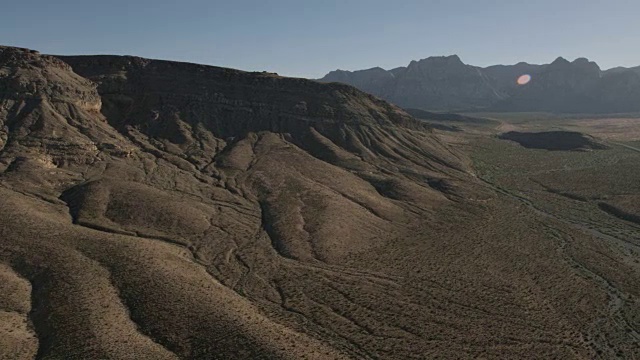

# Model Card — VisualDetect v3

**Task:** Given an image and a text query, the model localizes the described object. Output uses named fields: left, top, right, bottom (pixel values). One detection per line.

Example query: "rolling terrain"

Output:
left=0, top=46, right=639, bottom=359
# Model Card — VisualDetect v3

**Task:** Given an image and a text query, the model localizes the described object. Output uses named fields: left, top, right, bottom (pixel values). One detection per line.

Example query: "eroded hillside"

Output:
left=0, top=46, right=638, bottom=359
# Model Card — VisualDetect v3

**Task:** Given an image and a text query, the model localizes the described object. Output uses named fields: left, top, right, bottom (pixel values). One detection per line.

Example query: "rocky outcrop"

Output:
left=0, top=46, right=101, bottom=110
left=0, top=47, right=130, bottom=173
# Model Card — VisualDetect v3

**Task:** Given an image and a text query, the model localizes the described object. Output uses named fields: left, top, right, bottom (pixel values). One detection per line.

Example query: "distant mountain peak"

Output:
left=551, top=56, right=571, bottom=65
left=415, top=54, right=464, bottom=65
left=546, top=57, right=600, bottom=73
left=324, top=66, right=389, bottom=76
left=573, top=57, right=599, bottom=68
left=362, top=66, right=388, bottom=73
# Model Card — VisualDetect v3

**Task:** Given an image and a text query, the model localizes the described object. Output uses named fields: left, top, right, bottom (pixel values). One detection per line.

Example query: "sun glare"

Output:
left=517, top=74, right=532, bottom=85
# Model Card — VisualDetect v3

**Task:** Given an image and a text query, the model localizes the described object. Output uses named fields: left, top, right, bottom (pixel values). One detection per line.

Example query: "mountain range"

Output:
left=320, top=56, right=640, bottom=113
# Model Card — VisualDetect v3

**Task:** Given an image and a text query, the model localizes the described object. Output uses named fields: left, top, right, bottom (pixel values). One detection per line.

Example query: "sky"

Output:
left=2, top=0, right=639, bottom=78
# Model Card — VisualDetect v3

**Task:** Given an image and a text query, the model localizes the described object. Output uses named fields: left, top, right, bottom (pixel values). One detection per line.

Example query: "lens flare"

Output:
left=517, top=74, right=532, bottom=85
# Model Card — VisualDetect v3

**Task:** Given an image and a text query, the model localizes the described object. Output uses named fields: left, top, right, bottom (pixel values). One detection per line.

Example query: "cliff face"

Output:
left=0, top=46, right=101, bottom=109
left=0, top=47, right=130, bottom=172
left=58, top=54, right=466, bottom=171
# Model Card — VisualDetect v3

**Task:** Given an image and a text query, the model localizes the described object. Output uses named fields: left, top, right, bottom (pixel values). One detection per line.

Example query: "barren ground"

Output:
left=0, top=47, right=638, bottom=359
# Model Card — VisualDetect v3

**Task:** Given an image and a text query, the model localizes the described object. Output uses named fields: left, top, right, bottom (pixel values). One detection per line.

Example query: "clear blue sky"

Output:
left=2, top=0, right=638, bottom=78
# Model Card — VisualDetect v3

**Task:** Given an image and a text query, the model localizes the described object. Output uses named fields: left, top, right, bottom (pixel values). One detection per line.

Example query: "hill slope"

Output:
left=0, top=45, right=471, bottom=359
